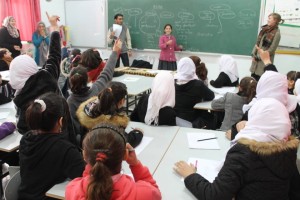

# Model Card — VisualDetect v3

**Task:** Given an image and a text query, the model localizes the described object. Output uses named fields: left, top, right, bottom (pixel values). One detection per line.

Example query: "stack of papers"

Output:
left=187, top=132, right=220, bottom=149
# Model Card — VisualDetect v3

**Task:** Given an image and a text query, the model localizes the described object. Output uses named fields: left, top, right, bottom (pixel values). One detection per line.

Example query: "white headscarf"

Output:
left=2, top=16, right=19, bottom=38
left=174, top=57, right=198, bottom=84
left=243, top=71, right=297, bottom=113
left=10, top=55, right=39, bottom=94
left=219, top=55, right=239, bottom=83
left=145, top=71, right=175, bottom=125
left=233, top=98, right=291, bottom=143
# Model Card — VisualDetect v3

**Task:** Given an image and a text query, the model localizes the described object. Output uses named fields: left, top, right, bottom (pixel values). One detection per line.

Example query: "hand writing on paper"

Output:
left=174, top=161, right=197, bottom=178
left=255, top=45, right=272, bottom=65
left=125, top=143, right=139, bottom=166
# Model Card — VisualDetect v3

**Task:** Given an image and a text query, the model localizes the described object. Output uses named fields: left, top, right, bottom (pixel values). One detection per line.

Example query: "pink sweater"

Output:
left=159, top=34, right=182, bottom=62
left=65, top=161, right=162, bottom=200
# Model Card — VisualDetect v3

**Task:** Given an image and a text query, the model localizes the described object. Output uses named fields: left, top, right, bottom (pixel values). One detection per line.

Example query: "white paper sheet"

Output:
left=187, top=158, right=223, bottom=183
left=214, top=94, right=223, bottom=100
left=209, top=86, right=236, bottom=95
left=0, top=112, right=10, bottom=120
left=0, top=101, right=14, bottom=109
left=0, top=70, right=10, bottom=81
left=123, top=77, right=140, bottom=82
left=134, top=136, right=153, bottom=155
left=113, top=24, right=123, bottom=38
left=187, top=132, right=220, bottom=149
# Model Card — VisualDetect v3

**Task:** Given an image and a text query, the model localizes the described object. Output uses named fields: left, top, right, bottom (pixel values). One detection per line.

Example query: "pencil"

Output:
left=197, top=137, right=217, bottom=142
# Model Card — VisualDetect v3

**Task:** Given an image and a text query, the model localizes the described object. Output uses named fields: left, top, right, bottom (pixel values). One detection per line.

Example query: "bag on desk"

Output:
left=131, top=60, right=153, bottom=69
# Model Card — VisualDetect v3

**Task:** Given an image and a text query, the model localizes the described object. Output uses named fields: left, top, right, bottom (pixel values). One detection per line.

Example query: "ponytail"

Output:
left=190, top=55, right=208, bottom=81
left=26, top=101, right=44, bottom=130
left=87, top=161, right=113, bottom=200
left=91, top=88, right=118, bottom=116
left=239, top=77, right=257, bottom=103
left=69, top=66, right=89, bottom=94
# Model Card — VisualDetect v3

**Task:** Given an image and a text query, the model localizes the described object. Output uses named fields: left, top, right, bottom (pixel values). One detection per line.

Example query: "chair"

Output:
left=8, top=166, right=20, bottom=177
left=176, top=117, right=193, bottom=128
left=4, top=170, right=20, bottom=200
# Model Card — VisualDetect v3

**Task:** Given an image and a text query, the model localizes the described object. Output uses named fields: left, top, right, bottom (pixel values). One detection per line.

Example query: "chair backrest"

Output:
left=176, top=117, right=193, bottom=128
left=8, top=166, right=20, bottom=177
left=4, top=170, right=21, bottom=200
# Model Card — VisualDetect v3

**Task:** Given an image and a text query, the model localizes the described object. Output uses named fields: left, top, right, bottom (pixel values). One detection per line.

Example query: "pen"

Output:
left=197, top=137, right=217, bottom=142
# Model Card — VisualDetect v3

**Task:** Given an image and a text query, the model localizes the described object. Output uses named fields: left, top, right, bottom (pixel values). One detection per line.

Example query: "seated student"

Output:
left=189, top=55, right=208, bottom=86
left=210, top=55, right=239, bottom=88
left=0, top=48, right=13, bottom=71
left=67, top=40, right=121, bottom=137
left=77, top=82, right=143, bottom=148
left=174, top=98, right=300, bottom=200
left=287, top=71, right=300, bottom=95
left=0, top=73, right=14, bottom=105
left=212, top=77, right=257, bottom=131
left=80, top=48, right=106, bottom=83
left=130, top=71, right=176, bottom=126
left=18, top=92, right=85, bottom=200
left=174, top=57, right=215, bottom=128
left=228, top=48, right=300, bottom=140
left=65, top=123, right=162, bottom=200
left=9, top=31, right=61, bottom=134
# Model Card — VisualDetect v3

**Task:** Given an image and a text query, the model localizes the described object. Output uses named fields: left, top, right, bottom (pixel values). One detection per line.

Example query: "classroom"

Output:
left=0, top=0, right=300, bottom=199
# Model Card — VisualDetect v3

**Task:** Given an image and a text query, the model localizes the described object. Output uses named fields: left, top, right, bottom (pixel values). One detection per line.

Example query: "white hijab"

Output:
left=10, top=55, right=39, bottom=94
left=294, top=79, right=300, bottom=104
left=219, top=55, right=239, bottom=83
left=174, top=57, right=198, bottom=84
left=233, top=98, right=291, bottom=143
left=243, top=71, right=297, bottom=113
left=2, top=16, right=19, bottom=38
left=145, top=71, right=175, bottom=125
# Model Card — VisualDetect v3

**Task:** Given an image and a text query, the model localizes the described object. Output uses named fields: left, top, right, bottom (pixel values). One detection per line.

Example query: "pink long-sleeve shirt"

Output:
left=159, top=34, right=182, bottom=62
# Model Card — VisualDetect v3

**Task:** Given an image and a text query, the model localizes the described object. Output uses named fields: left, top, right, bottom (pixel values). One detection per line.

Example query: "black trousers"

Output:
left=116, top=52, right=129, bottom=67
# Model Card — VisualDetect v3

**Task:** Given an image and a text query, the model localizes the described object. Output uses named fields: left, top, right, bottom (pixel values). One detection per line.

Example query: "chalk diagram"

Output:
left=199, top=4, right=236, bottom=33
left=236, top=9, right=256, bottom=29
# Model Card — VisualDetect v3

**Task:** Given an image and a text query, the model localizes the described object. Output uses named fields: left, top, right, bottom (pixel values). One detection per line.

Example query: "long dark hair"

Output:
left=80, top=49, right=103, bottom=71
left=91, top=82, right=127, bottom=117
left=69, top=66, right=89, bottom=94
left=239, top=77, right=257, bottom=103
left=83, top=123, right=126, bottom=200
left=25, top=92, right=69, bottom=132
left=190, top=55, right=208, bottom=81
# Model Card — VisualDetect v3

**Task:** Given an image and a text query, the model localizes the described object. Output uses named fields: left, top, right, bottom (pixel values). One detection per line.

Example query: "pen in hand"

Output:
left=197, top=137, right=217, bottom=142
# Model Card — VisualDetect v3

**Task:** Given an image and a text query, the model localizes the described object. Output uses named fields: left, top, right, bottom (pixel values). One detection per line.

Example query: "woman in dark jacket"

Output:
left=174, top=98, right=300, bottom=200
left=131, top=71, right=176, bottom=126
left=174, top=57, right=214, bottom=128
left=0, top=16, right=22, bottom=58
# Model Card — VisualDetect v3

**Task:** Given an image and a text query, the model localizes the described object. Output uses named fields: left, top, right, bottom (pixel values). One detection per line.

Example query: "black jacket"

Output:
left=13, top=32, right=61, bottom=134
left=210, top=72, right=239, bottom=88
left=0, top=59, right=9, bottom=71
left=175, top=79, right=214, bottom=122
left=0, top=27, right=22, bottom=58
left=130, top=94, right=176, bottom=126
left=18, top=132, right=85, bottom=200
left=184, top=137, right=300, bottom=200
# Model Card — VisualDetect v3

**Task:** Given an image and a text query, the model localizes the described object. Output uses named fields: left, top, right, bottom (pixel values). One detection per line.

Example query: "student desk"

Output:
left=46, top=121, right=180, bottom=199
left=153, top=127, right=230, bottom=200
left=113, top=74, right=154, bottom=113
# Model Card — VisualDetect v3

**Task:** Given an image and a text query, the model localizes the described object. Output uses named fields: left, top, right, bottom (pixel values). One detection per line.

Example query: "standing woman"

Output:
left=158, top=24, right=182, bottom=71
left=0, top=16, right=22, bottom=58
left=32, top=21, right=50, bottom=66
left=250, top=13, right=283, bottom=81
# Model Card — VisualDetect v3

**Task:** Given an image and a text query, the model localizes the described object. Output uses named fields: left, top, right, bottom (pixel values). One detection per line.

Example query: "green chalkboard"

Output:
left=108, top=0, right=261, bottom=55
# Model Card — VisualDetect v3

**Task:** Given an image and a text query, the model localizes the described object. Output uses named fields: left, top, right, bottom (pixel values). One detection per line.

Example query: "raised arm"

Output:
left=43, top=31, right=61, bottom=80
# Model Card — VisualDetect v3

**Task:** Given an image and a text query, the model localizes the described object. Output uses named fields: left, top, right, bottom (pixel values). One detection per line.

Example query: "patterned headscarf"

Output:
left=2, top=16, right=19, bottom=38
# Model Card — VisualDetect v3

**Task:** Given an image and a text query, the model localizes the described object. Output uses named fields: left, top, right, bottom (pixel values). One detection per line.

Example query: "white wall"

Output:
left=40, top=0, right=300, bottom=81
left=40, top=0, right=65, bottom=27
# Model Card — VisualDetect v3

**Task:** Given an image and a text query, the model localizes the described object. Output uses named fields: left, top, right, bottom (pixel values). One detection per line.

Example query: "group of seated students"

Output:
left=0, top=31, right=300, bottom=200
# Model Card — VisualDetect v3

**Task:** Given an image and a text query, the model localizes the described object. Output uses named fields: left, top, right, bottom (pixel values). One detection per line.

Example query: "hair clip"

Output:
left=96, top=152, right=107, bottom=162
left=34, top=99, right=46, bottom=112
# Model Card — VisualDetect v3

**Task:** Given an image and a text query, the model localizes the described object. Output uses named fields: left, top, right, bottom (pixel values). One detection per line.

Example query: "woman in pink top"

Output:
left=65, top=123, right=162, bottom=200
left=158, top=24, right=183, bottom=71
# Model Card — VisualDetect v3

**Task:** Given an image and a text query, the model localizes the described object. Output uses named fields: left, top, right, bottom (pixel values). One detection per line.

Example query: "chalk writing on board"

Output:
left=160, top=11, right=175, bottom=19
left=210, top=4, right=236, bottom=33
left=125, top=8, right=142, bottom=27
left=236, top=9, right=256, bottom=29
left=175, top=10, right=196, bottom=49
left=139, top=10, right=160, bottom=34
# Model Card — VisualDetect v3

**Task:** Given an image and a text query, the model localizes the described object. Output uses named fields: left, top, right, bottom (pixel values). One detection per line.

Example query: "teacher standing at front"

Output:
left=250, top=13, right=284, bottom=81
